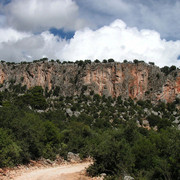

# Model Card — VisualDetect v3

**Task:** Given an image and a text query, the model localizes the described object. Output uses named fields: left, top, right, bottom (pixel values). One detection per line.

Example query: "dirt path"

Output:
left=14, top=162, right=91, bottom=180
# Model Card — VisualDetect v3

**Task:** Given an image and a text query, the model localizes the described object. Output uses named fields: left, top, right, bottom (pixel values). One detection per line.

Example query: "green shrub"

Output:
left=0, top=128, right=21, bottom=167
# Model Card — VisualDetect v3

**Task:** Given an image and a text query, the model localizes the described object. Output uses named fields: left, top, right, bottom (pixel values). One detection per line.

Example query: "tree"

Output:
left=53, top=86, right=60, bottom=96
left=161, top=66, right=170, bottom=76
left=147, top=114, right=160, bottom=127
left=87, top=129, right=135, bottom=177
left=42, top=121, right=61, bottom=159
left=93, top=94, right=101, bottom=102
left=0, top=128, right=21, bottom=167
left=149, top=62, right=155, bottom=65
left=94, top=59, right=100, bottom=63
left=133, top=136, right=157, bottom=172
left=169, top=65, right=176, bottom=72
left=75, top=60, right=84, bottom=66
left=133, top=59, right=139, bottom=64
left=81, top=85, right=87, bottom=93
left=56, top=59, right=60, bottom=63
left=84, top=60, right=91, bottom=64
left=10, top=113, right=46, bottom=161
left=0, top=92, right=3, bottom=105
left=108, top=58, right=115, bottom=63
left=22, top=86, right=48, bottom=109
left=61, top=121, right=91, bottom=156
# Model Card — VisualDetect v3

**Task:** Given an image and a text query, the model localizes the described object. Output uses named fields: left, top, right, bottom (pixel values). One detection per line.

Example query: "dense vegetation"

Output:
left=0, top=85, right=180, bottom=179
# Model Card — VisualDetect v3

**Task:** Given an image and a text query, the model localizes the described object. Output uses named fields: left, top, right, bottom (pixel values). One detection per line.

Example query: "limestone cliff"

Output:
left=0, top=61, right=179, bottom=102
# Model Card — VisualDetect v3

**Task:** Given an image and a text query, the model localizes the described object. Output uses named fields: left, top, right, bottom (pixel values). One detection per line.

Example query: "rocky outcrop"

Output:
left=67, top=152, right=81, bottom=163
left=124, top=175, right=134, bottom=180
left=0, top=61, right=179, bottom=102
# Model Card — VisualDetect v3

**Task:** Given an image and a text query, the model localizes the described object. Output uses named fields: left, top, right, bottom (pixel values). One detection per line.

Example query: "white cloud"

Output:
left=0, top=15, right=6, bottom=28
left=59, top=19, right=180, bottom=67
left=0, top=19, right=180, bottom=67
left=0, top=28, right=66, bottom=61
left=1, top=0, right=180, bottom=40
left=3, top=0, right=84, bottom=32
left=76, top=0, right=180, bottom=40
left=0, top=28, right=29, bottom=43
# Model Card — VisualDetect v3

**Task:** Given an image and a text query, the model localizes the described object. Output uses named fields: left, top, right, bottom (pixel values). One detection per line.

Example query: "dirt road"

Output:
left=14, top=162, right=91, bottom=180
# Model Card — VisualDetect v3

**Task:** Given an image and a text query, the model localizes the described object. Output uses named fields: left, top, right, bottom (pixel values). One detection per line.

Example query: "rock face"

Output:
left=124, top=175, right=134, bottom=180
left=0, top=61, right=180, bottom=102
left=67, top=152, right=81, bottom=163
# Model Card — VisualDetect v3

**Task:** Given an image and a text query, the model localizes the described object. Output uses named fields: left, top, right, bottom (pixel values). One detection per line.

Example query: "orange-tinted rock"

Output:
left=0, top=61, right=180, bottom=102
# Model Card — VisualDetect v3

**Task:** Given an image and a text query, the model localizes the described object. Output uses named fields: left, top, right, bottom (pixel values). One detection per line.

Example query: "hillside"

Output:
left=0, top=59, right=180, bottom=179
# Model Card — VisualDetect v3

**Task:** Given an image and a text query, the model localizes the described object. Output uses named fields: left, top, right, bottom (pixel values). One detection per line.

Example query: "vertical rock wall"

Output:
left=0, top=61, right=179, bottom=102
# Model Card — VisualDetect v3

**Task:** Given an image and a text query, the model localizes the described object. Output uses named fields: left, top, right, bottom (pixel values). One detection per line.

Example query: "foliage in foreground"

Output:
left=0, top=87, right=180, bottom=179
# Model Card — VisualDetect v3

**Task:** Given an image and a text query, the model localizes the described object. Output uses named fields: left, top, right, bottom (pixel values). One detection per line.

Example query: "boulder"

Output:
left=74, top=111, right=80, bottom=117
left=124, top=175, right=134, bottom=180
left=66, top=108, right=73, bottom=117
left=67, top=152, right=81, bottom=163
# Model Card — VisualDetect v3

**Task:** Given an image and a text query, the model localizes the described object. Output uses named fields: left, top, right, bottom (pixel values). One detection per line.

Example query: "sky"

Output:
left=0, top=0, right=180, bottom=67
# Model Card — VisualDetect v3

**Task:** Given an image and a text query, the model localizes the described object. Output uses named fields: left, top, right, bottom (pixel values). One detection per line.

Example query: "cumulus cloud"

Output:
left=76, top=0, right=180, bottom=40
left=2, top=0, right=84, bottom=32
left=60, top=19, right=180, bottom=67
left=0, top=19, right=180, bottom=67
left=0, top=28, right=29, bottom=43
left=1, top=0, right=180, bottom=40
left=0, top=28, right=66, bottom=61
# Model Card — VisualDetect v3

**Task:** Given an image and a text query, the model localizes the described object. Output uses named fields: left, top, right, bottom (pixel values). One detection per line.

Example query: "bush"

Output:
left=53, top=86, right=60, bottom=96
left=0, top=128, right=21, bottom=167
left=22, top=86, right=48, bottom=109
left=87, top=130, right=135, bottom=177
left=147, top=114, right=161, bottom=127
left=133, top=59, right=139, bottom=64
left=108, top=59, right=115, bottom=63
left=42, top=121, right=61, bottom=159
left=149, top=62, right=155, bottom=65
left=94, top=59, right=100, bottom=63
left=81, top=85, right=87, bottom=93
left=84, top=60, right=91, bottom=64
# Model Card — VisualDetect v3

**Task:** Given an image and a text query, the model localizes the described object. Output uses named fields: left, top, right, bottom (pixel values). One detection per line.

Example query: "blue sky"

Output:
left=0, top=0, right=180, bottom=67
left=0, top=0, right=11, bottom=5
left=49, top=28, right=74, bottom=40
